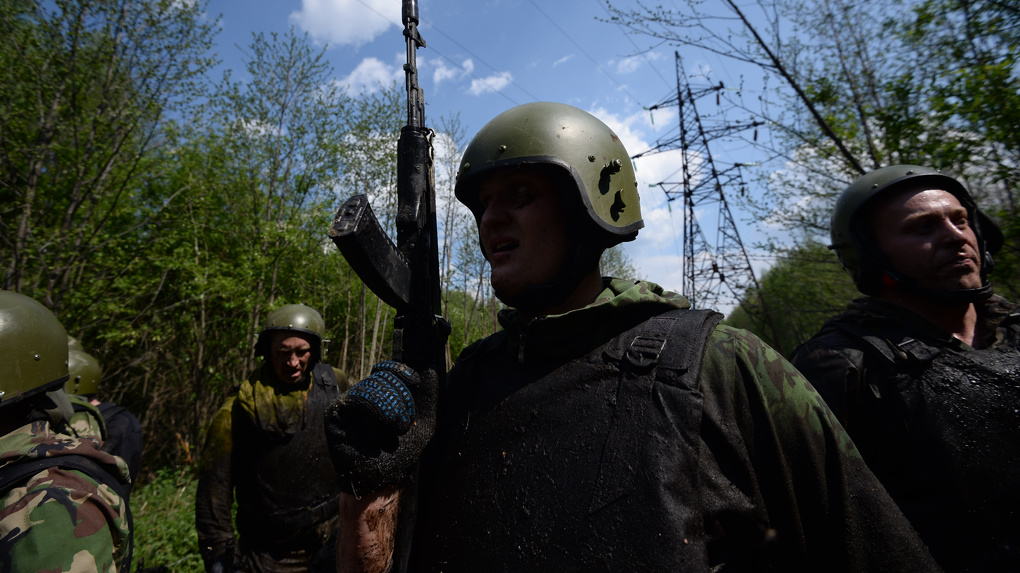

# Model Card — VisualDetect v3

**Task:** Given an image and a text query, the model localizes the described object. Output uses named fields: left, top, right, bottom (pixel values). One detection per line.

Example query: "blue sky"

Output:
left=206, top=0, right=772, bottom=311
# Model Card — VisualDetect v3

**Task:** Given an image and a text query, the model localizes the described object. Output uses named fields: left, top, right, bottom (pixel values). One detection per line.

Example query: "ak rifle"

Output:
left=328, top=0, right=449, bottom=376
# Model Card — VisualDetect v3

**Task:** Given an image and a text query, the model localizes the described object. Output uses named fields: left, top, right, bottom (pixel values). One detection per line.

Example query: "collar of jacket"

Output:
left=847, top=295, right=1020, bottom=351
left=235, top=362, right=313, bottom=436
left=496, top=278, right=692, bottom=363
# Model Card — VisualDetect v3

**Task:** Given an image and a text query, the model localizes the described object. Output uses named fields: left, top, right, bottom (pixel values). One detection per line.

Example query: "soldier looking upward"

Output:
left=196, top=304, right=350, bottom=573
left=791, top=165, right=1020, bottom=572
left=324, top=103, right=939, bottom=572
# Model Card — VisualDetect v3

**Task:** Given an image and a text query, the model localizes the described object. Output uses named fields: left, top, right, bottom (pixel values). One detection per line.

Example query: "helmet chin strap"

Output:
left=880, top=270, right=995, bottom=305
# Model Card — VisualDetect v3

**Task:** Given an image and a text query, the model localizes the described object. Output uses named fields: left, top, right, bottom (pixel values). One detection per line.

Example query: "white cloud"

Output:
left=290, top=0, right=399, bottom=48
left=432, top=58, right=472, bottom=87
left=468, top=71, right=513, bottom=96
left=337, top=57, right=403, bottom=94
left=553, top=54, right=575, bottom=67
left=615, top=56, right=642, bottom=74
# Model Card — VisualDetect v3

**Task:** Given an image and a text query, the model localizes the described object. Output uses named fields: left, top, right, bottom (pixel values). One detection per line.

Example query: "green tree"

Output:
left=725, top=241, right=859, bottom=355
left=606, top=0, right=1020, bottom=321
left=0, top=0, right=217, bottom=313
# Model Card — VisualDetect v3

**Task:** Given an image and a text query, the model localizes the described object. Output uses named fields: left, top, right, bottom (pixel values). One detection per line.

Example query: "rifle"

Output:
left=328, top=0, right=449, bottom=379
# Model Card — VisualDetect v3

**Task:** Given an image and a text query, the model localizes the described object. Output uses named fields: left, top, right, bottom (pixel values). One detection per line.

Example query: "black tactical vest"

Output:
left=234, top=363, right=341, bottom=545
left=829, top=319, right=1020, bottom=572
left=412, top=309, right=722, bottom=571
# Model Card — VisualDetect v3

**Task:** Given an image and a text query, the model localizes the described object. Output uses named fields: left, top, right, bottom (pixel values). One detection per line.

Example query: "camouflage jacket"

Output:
left=66, top=394, right=107, bottom=441
left=412, top=278, right=938, bottom=571
left=0, top=415, right=131, bottom=573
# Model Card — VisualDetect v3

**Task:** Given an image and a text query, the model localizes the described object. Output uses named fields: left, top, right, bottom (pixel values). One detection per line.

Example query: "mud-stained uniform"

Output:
left=196, top=362, right=349, bottom=573
left=791, top=295, right=1020, bottom=572
left=411, top=279, right=938, bottom=571
left=0, top=412, right=132, bottom=573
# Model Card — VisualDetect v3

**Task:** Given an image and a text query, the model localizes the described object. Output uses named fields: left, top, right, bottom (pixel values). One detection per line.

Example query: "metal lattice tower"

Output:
left=649, top=54, right=758, bottom=312
left=636, top=53, right=782, bottom=347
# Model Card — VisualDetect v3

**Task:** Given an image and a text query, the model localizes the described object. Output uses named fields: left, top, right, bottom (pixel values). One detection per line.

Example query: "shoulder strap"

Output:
left=0, top=454, right=133, bottom=572
left=96, top=401, right=129, bottom=421
left=825, top=319, right=942, bottom=368
left=588, top=308, right=721, bottom=514
left=605, top=308, right=723, bottom=384
left=313, top=362, right=340, bottom=394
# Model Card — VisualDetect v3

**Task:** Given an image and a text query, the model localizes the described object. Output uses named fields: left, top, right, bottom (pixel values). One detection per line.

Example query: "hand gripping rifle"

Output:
left=328, top=0, right=449, bottom=379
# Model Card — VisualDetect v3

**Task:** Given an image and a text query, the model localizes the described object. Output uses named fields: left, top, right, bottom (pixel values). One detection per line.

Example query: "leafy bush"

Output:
left=131, top=467, right=203, bottom=573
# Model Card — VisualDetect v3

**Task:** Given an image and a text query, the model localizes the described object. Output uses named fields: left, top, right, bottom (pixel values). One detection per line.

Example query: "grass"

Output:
left=131, top=466, right=204, bottom=573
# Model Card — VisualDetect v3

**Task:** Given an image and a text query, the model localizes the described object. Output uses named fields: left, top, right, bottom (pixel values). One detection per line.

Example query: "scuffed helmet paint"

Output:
left=455, top=102, right=643, bottom=247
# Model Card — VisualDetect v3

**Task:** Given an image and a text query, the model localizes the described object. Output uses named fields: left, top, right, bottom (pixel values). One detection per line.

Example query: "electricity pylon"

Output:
left=636, top=52, right=782, bottom=351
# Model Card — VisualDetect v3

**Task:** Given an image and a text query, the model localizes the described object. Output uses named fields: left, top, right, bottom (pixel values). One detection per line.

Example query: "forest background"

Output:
left=2, top=0, right=1017, bottom=570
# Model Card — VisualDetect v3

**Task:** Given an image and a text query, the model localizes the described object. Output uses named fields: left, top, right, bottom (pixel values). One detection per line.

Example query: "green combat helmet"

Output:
left=66, top=349, right=103, bottom=396
left=68, top=335, right=85, bottom=352
left=456, top=102, right=643, bottom=246
left=0, top=290, right=70, bottom=408
left=254, top=304, right=327, bottom=363
left=831, top=164, right=1003, bottom=301
left=454, top=102, right=644, bottom=310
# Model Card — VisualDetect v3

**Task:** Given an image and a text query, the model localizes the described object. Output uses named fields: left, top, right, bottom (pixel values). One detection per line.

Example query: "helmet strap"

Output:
left=880, top=269, right=994, bottom=305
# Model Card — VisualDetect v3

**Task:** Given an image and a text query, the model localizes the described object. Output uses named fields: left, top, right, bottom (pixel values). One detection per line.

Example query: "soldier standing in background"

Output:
left=0, top=290, right=132, bottom=573
left=196, top=304, right=350, bottom=573
left=65, top=341, right=144, bottom=498
left=324, top=103, right=939, bottom=572
left=791, top=165, right=1020, bottom=571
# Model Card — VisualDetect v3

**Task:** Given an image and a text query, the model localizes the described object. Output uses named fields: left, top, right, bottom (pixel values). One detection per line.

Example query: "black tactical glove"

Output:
left=324, top=361, right=438, bottom=495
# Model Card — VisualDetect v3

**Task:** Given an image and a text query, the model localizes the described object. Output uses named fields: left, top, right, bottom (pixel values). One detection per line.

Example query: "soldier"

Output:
left=196, top=304, right=350, bottom=573
left=65, top=343, right=144, bottom=497
left=325, top=103, right=938, bottom=572
left=791, top=165, right=1020, bottom=571
left=0, top=290, right=132, bottom=573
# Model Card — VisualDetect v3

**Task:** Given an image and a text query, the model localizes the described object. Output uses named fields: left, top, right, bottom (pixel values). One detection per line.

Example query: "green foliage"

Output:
left=131, top=467, right=203, bottom=573
left=601, top=245, right=638, bottom=281
left=725, top=241, right=860, bottom=356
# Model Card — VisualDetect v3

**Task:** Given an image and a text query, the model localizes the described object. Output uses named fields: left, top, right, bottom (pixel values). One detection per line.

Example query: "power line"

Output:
left=592, top=0, right=673, bottom=91
left=526, top=0, right=647, bottom=108
left=347, top=0, right=529, bottom=106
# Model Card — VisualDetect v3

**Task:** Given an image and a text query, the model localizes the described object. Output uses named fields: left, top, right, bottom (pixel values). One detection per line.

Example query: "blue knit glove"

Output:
left=342, top=361, right=417, bottom=434
left=325, top=361, right=438, bottom=495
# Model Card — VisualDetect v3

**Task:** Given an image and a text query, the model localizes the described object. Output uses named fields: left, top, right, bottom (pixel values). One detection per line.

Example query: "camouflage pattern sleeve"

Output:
left=697, top=325, right=939, bottom=572
left=66, top=394, right=108, bottom=441
left=195, top=397, right=238, bottom=572
left=0, top=421, right=131, bottom=573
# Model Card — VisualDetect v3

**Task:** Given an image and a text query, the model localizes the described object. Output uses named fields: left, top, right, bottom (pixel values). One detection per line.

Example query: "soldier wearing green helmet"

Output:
left=63, top=343, right=144, bottom=497
left=196, top=303, right=350, bottom=573
left=0, top=290, right=132, bottom=573
left=326, top=103, right=937, bottom=572
left=792, top=165, right=1020, bottom=571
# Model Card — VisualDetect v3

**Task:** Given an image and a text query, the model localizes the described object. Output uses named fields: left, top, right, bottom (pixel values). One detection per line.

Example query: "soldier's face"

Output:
left=477, top=166, right=568, bottom=301
left=269, top=331, right=313, bottom=384
left=872, top=188, right=983, bottom=292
